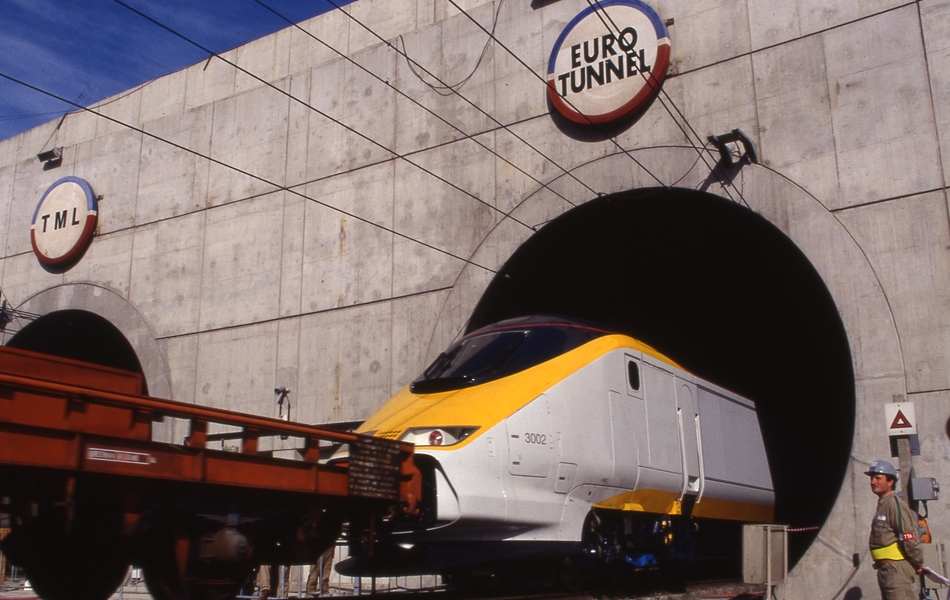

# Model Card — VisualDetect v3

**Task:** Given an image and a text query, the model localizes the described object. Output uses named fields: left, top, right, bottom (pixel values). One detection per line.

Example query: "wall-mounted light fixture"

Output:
left=275, top=387, right=292, bottom=439
left=36, top=147, right=63, bottom=170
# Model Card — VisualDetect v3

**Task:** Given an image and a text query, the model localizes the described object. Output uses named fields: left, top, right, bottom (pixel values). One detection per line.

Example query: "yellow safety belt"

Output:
left=872, top=494, right=913, bottom=562
left=871, top=542, right=905, bottom=561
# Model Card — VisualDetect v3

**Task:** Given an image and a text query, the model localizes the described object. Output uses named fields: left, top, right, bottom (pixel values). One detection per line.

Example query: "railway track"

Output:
left=0, top=566, right=765, bottom=600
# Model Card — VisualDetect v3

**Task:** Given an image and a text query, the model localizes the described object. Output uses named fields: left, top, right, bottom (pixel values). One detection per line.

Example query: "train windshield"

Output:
left=410, top=318, right=609, bottom=394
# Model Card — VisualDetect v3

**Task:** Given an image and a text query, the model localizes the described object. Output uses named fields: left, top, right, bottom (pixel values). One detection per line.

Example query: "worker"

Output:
left=866, top=460, right=924, bottom=600
left=256, top=564, right=276, bottom=600
left=306, top=547, right=334, bottom=596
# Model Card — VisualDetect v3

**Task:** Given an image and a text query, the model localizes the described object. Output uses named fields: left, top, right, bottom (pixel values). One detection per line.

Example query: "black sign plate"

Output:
left=348, top=436, right=401, bottom=500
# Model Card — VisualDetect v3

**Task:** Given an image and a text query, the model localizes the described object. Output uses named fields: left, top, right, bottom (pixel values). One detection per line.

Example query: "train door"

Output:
left=641, top=361, right=682, bottom=476
left=608, top=354, right=645, bottom=489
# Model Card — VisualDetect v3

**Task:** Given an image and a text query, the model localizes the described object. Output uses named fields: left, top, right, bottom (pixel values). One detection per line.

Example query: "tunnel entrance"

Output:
left=468, top=187, right=854, bottom=565
left=7, top=309, right=147, bottom=394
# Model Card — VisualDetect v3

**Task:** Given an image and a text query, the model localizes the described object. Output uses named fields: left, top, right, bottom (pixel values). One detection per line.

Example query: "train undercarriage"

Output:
left=336, top=507, right=742, bottom=592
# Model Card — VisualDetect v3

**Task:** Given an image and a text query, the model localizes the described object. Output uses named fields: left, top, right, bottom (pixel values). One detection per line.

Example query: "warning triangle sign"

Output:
left=890, top=410, right=912, bottom=430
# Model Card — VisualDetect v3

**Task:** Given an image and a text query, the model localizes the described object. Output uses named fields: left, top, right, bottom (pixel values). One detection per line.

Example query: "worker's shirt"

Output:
left=869, top=491, right=924, bottom=568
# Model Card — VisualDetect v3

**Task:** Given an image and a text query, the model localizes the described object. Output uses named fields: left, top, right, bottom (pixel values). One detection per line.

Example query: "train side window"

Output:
left=627, top=359, right=641, bottom=392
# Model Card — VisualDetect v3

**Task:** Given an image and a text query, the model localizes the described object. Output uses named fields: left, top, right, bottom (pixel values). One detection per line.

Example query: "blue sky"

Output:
left=0, top=0, right=352, bottom=141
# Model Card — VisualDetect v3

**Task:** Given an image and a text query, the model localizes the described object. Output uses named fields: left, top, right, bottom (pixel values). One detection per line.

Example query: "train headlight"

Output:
left=399, top=427, right=478, bottom=447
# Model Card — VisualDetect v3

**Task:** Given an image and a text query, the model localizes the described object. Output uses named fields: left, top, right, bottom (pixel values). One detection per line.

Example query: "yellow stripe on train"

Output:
left=358, top=333, right=681, bottom=450
left=595, top=489, right=775, bottom=523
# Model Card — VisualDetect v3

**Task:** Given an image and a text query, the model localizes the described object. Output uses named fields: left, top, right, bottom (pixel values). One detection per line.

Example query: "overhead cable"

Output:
left=397, top=0, right=503, bottom=95
left=583, top=0, right=748, bottom=207
left=253, top=0, right=579, bottom=211
left=0, top=70, right=498, bottom=276
left=109, top=0, right=538, bottom=235
left=443, top=0, right=667, bottom=188
left=321, top=0, right=604, bottom=199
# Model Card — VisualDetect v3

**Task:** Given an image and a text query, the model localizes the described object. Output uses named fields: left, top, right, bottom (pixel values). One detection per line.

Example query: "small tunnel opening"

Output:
left=7, top=309, right=147, bottom=394
left=468, top=187, right=854, bottom=565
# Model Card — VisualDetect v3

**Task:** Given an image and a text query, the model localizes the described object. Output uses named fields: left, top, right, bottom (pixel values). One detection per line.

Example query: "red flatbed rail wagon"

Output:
left=0, top=346, right=422, bottom=600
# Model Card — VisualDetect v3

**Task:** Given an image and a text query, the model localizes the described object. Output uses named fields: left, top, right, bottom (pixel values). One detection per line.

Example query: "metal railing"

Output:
left=234, top=544, right=444, bottom=598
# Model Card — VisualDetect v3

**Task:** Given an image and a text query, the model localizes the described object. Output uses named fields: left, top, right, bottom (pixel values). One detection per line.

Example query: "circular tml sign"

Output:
left=31, top=177, right=98, bottom=266
left=547, top=0, right=671, bottom=125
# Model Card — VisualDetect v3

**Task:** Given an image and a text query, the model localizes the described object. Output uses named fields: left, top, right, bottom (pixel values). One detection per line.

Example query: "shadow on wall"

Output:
left=468, top=187, right=855, bottom=566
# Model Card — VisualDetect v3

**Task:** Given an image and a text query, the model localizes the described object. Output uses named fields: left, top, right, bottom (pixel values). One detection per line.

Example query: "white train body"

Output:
left=353, top=316, right=774, bottom=573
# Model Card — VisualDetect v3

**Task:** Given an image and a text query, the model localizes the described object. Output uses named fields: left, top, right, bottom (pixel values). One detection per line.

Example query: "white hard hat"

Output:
left=865, top=460, right=898, bottom=480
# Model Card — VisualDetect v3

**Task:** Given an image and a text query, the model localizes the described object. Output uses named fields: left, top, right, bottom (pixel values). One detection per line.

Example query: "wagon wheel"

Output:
left=138, top=510, right=250, bottom=600
left=24, top=536, right=128, bottom=600
left=16, top=494, right=129, bottom=600
left=556, top=557, right=592, bottom=592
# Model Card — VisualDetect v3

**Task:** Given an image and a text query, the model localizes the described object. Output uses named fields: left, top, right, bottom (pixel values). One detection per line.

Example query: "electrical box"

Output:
left=743, top=524, right=788, bottom=587
left=910, top=477, right=940, bottom=502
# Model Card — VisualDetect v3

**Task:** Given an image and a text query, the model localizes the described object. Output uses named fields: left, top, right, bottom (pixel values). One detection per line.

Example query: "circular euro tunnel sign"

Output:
left=31, top=177, right=98, bottom=266
left=547, top=0, right=670, bottom=125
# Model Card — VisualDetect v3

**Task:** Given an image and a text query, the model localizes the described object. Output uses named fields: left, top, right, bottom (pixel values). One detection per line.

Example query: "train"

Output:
left=336, top=315, right=774, bottom=584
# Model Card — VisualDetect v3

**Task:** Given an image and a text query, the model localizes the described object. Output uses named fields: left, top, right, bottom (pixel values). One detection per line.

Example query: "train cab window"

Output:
left=424, top=330, right=529, bottom=381
left=411, top=316, right=609, bottom=394
left=627, top=359, right=641, bottom=393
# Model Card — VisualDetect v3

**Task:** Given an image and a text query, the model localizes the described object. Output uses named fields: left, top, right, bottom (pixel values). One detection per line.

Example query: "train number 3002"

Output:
left=524, top=432, right=547, bottom=445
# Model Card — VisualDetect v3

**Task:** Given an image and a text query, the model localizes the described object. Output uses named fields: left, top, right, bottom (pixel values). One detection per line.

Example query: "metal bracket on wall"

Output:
left=708, top=129, right=759, bottom=167
left=0, top=290, right=40, bottom=335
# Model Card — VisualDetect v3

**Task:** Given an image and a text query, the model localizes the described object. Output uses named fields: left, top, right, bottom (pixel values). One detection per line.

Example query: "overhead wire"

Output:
left=0, top=110, right=69, bottom=123
left=320, top=0, right=605, bottom=200
left=135, top=0, right=715, bottom=230
left=564, top=0, right=742, bottom=206
left=109, top=0, right=539, bottom=236
left=583, top=3, right=710, bottom=157
left=582, top=0, right=748, bottom=207
left=442, top=0, right=667, bottom=188
left=10, top=0, right=738, bottom=274
left=397, top=0, right=502, bottom=96
left=119, top=0, right=710, bottom=234
left=0, top=70, right=498, bottom=276
left=6, top=0, right=613, bottom=280
left=444, top=0, right=756, bottom=208
left=252, top=0, right=580, bottom=211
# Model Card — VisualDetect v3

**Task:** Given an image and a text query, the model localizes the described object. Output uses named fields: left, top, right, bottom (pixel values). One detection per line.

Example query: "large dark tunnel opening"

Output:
left=468, top=187, right=854, bottom=566
left=7, top=309, right=147, bottom=393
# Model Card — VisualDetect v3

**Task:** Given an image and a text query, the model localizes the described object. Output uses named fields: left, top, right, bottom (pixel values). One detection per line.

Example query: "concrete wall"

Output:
left=1, top=0, right=949, bottom=595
